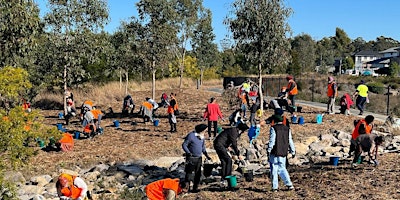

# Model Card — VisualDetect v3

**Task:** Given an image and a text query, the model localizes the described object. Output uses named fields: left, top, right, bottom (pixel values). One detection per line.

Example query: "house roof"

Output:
left=366, top=57, right=393, bottom=65
left=379, top=46, right=400, bottom=54
left=354, top=50, right=381, bottom=57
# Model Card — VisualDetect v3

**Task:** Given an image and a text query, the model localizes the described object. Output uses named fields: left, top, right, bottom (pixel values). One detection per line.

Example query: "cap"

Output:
left=195, top=124, right=208, bottom=133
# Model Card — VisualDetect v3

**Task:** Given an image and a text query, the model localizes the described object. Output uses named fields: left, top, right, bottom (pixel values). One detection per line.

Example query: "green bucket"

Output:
left=225, top=175, right=237, bottom=188
left=217, top=126, right=223, bottom=134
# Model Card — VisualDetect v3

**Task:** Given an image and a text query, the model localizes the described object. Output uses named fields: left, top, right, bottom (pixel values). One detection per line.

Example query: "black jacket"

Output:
left=213, top=127, right=240, bottom=156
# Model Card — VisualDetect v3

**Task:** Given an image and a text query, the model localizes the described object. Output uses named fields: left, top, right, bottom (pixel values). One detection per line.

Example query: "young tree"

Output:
left=227, top=0, right=292, bottom=117
left=173, top=0, right=203, bottom=88
left=136, top=0, right=178, bottom=99
left=191, top=8, right=219, bottom=85
left=44, top=0, right=109, bottom=113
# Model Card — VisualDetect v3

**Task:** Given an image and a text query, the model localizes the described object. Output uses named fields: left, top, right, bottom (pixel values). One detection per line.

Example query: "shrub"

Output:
left=366, top=82, right=386, bottom=94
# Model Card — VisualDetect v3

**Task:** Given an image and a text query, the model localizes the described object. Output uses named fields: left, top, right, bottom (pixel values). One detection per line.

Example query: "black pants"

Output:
left=208, top=120, right=218, bottom=137
left=184, top=156, right=202, bottom=190
left=215, top=145, right=232, bottom=179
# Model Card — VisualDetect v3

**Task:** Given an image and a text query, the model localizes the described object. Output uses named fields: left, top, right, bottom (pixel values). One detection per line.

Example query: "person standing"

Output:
left=286, top=75, right=298, bottom=108
left=182, top=124, right=211, bottom=193
left=145, top=178, right=187, bottom=200
left=352, top=80, right=368, bottom=115
left=203, top=97, right=224, bottom=139
left=249, top=99, right=259, bottom=126
left=267, top=116, right=296, bottom=192
left=167, top=93, right=178, bottom=133
left=327, top=76, right=338, bottom=114
left=213, top=123, right=249, bottom=186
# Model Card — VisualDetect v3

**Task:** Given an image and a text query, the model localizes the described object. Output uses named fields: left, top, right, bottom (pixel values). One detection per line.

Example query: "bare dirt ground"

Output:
left=25, top=87, right=400, bottom=199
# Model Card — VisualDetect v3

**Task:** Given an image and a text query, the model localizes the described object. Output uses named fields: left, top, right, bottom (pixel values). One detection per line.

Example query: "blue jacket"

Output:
left=182, top=131, right=207, bottom=157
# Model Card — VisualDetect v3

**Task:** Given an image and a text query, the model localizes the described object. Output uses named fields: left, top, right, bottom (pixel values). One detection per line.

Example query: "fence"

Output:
left=223, top=76, right=397, bottom=116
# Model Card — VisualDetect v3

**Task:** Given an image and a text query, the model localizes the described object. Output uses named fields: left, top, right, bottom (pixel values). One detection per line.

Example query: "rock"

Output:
left=294, top=142, right=309, bottom=155
left=93, top=163, right=110, bottom=172
left=302, top=136, right=319, bottom=146
left=339, top=139, right=351, bottom=147
left=31, top=194, right=45, bottom=200
left=336, top=131, right=351, bottom=140
left=83, top=171, right=101, bottom=182
left=309, top=142, right=324, bottom=153
left=168, top=158, right=185, bottom=172
left=246, top=147, right=259, bottom=161
left=30, top=175, right=52, bottom=187
left=18, top=185, right=44, bottom=196
left=4, top=171, right=25, bottom=186
left=322, top=146, right=342, bottom=155
left=153, top=157, right=183, bottom=168
left=58, top=169, right=78, bottom=176
left=320, top=134, right=339, bottom=144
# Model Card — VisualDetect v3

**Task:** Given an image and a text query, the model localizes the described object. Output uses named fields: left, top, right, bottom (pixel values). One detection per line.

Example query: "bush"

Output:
left=366, top=82, right=386, bottom=94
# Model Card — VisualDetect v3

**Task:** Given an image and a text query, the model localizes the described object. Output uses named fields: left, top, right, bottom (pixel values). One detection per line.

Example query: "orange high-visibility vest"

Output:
left=167, top=98, right=178, bottom=114
left=271, top=116, right=287, bottom=126
left=90, top=109, right=102, bottom=119
left=59, top=173, right=82, bottom=199
left=145, top=178, right=181, bottom=200
left=287, top=80, right=298, bottom=95
left=327, top=82, right=338, bottom=97
left=352, top=119, right=372, bottom=140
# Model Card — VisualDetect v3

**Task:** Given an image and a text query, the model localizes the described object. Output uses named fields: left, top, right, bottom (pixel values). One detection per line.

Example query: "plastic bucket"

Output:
left=203, top=164, right=214, bottom=177
left=74, top=131, right=80, bottom=139
left=58, top=112, right=64, bottom=119
left=330, top=156, right=340, bottom=166
left=217, top=126, right=223, bottom=134
left=244, top=170, right=254, bottom=182
left=153, top=119, right=159, bottom=127
left=298, top=116, right=305, bottom=125
left=113, top=120, right=120, bottom=128
left=291, top=116, right=297, bottom=124
left=316, top=114, right=323, bottom=124
left=56, top=123, right=63, bottom=130
left=37, top=139, right=45, bottom=148
left=357, top=155, right=365, bottom=164
left=226, top=175, right=237, bottom=188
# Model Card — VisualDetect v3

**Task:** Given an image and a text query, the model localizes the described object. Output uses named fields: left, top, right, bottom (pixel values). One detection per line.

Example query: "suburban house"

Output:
left=366, top=47, right=400, bottom=69
left=353, top=50, right=381, bottom=72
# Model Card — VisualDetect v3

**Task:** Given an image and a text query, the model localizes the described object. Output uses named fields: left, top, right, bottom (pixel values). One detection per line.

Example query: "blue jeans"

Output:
left=269, top=154, right=293, bottom=190
left=241, top=104, right=247, bottom=118
left=356, top=96, right=367, bottom=113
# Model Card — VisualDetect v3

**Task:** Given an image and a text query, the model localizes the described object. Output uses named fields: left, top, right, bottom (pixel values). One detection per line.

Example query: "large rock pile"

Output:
left=14, top=127, right=399, bottom=199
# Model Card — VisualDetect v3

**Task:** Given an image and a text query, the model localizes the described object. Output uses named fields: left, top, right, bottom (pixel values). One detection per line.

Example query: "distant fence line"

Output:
left=223, top=76, right=396, bottom=116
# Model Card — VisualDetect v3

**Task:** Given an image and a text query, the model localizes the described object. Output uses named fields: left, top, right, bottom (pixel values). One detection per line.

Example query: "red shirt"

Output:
left=203, top=103, right=223, bottom=121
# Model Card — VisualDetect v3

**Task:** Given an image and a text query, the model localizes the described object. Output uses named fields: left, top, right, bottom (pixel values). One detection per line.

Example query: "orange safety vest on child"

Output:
left=287, top=80, right=298, bottom=95
left=90, top=109, right=102, bottom=119
left=327, top=82, right=338, bottom=97
left=145, top=178, right=181, bottom=200
left=352, top=119, right=372, bottom=140
left=167, top=98, right=178, bottom=114
left=58, top=173, right=82, bottom=199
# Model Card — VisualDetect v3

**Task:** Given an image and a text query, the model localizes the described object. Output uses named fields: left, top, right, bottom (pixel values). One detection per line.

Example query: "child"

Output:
left=340, top=93, right=353, bottom=115
left=352, top=134, right=384, bottom=167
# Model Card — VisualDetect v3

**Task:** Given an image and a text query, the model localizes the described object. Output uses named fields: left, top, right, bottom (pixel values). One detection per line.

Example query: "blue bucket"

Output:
left=316, top=114, right=323, bottom=124
left=56, top=123, right=63, bottom=130
left=58, top=112, right=64, bottom=119
left=330, top=156, right=340, bottom=166
left=113, top=120, right=120, bottom=128
left=291, top=116, right=297, bottom=124
left=153, top=119, right=159, bottom=127
left=298, top=116, right=304, bottom=125
left=74, top=131, right=80, bottom=139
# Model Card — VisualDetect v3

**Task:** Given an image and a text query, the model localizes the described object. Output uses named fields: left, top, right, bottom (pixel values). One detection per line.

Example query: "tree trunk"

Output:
left=125, top=70, right=128, bottom=95
left=152, top=60, right=156, bottom=100
left=258, top=63, right=264, bottom=121
left=200, top=68, right=204, bottom=86
left=119, top=68, right=122, bottom=90
left=178, top=51, right=186, bottom=89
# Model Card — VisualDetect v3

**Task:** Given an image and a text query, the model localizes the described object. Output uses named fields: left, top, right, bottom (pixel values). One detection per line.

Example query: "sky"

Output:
left=36, top=0, right=400, bottom=48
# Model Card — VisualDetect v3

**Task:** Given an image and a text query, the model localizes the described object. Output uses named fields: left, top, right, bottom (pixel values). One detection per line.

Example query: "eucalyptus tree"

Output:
left=226, top=0, right=292, bottom=116
left=0, top=0, right=42, bottom=68
left=44, top=0, right=108, bottom=112
left=191, top=8, right=219, bottom=85
left=136, top=0, right=178, bottom=99
left=291, top=34, right=316, bottom=72
left=174, top=0, right=203, bottom=88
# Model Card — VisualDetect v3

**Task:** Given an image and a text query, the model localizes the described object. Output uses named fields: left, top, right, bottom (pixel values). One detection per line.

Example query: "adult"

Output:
left=326, top=76, right=338, bottom=114
left=80, top=100, right=93, bottom=121
left=182, top=124, right=211, bottom=192
left=352, top=80, right=368, bottom=115
left=249, top=99, right=259, bottom=126
left=228, top=109, right=242, bottom=126
left=145, top=178, right=187, bottom=200
left=239, top=92, right=249, bottom=119
left=122, top=95, right=135, bottom=117
left=203, top=97, right=224, bottom=139
left=285, top=75, right=298, bottom=107
left=339, top=93, right=354, bottom=115
left=167, top=93, right=178, bottom=133
left=267, top=115, right=296, bottom=192
left=82, top=108, right=103, bottom=137
left=146, top=97, right=159, bottom=112
left=140, top=99, right=154, bottom=123
left=352, top=134, right=383, bottom=167
left=349, top=115, right=375, bottom=157
left=265, top=108, right=290, bottom=128
left=57, top=173, right=89, bottom=200
left=213, top=123, right=249, bottom=185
